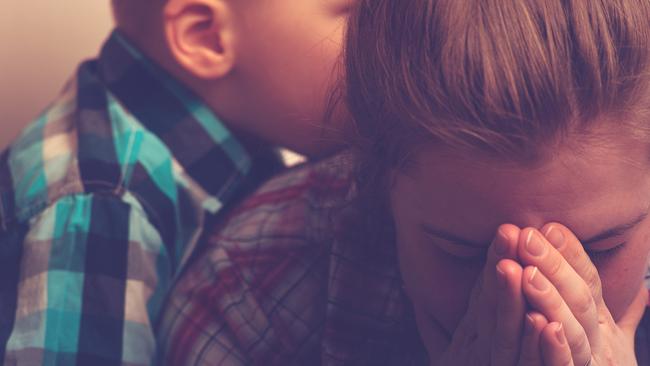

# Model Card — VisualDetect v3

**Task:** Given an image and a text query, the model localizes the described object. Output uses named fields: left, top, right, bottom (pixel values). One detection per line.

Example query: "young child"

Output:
left=160, top=0, right=650, bottom=364
left=0, top=0, right=351, bottom=364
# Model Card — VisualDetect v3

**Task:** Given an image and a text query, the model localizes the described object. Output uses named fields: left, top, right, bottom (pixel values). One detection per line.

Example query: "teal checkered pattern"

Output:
left=0, top=30, right=282, bottom=366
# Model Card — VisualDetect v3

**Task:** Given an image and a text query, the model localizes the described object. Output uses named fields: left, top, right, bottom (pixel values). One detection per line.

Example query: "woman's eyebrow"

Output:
left=580, top=211, right=649, bottom=245
left=421, top=211, right=649, bottom=248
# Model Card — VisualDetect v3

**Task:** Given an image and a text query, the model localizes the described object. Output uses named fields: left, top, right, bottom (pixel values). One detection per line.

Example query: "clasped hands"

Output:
left=437, top=223, right=648, bottom=366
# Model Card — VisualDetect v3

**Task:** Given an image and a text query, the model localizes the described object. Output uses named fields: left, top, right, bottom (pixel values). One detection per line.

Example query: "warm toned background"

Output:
left=0, top=1, right=113, bottom=149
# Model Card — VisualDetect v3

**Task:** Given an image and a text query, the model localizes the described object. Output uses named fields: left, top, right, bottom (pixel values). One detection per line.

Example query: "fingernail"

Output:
left=525, top=313, right=536, bottom=335
left=525, top=230, right=547, bottom=257
left=555, top=323, right=566, bottom=345
left=528, top=267, right=548, bottom=291
left=496, top=265, right=507, bottom=289
left=544, top=226, right=565, bottom=250
left=494, top=229, right=509, bottom=257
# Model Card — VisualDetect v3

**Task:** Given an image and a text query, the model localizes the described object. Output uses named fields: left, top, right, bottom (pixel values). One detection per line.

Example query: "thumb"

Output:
left=617, top=284, right=648, bottom=339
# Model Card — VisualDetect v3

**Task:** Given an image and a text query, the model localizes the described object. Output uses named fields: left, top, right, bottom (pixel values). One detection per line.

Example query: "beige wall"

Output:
left=0, top=2, right=113, bottom=149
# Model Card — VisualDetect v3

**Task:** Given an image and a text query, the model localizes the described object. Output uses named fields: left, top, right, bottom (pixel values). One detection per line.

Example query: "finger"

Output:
left=522, top=266, right=592, bottom=366
left=517, top=312, right=547, bottom=366
left=617, top=284, right=649, bottom=339
left=475, top=225, right=521, bottom=347
left=540, top=223, right=604, bottom=307
left=491, top=259, right=526, bottom=366
left=480, top=224, right=521, bottom=304
left=540, top=322, right=575, bottom=366
left=518, top=228, right=601, bottom=352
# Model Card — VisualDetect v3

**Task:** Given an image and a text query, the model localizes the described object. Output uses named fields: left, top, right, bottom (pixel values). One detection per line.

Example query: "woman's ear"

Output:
left=163, top=0, right=237, bottom=79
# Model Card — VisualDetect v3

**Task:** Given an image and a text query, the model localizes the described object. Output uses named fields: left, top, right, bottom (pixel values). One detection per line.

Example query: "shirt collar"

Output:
left=95, top=30, right=267, bottom=201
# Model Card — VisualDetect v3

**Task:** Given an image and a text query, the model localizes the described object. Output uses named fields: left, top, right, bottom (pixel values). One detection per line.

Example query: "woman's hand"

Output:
left=431, top=224, right=530, bottom=365
left=517, top=224, right=648, bottom=365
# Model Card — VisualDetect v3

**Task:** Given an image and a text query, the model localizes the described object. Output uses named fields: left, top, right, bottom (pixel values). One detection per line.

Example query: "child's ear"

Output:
left=163, top=0, right=236, bottom=79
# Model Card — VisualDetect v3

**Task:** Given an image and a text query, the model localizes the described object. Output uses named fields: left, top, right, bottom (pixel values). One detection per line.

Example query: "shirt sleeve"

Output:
left=157, top=203, right=328, bottom=366
left=1, top=192, right=169, bottom=366
left=158, top=251, right=251, bottom=366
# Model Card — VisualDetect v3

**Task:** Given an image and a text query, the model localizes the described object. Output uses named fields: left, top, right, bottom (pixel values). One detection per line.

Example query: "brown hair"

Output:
left=345, top=0, right=650, bottom=166
left=340, top=0, right=650, bottom=245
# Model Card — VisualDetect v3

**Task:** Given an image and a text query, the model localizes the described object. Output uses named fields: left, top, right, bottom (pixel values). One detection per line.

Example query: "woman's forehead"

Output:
left=393, top=136, right=650, bottom=241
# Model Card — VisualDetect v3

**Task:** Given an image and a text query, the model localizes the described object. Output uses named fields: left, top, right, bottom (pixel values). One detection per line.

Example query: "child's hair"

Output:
left=345, top=0, right=650, bottom=166
left=111, top=0, right=164, bottom=31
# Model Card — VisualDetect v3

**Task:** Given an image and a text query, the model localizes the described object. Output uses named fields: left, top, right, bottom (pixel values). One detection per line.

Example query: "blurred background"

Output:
left=0, top=1, right=113, bottom=149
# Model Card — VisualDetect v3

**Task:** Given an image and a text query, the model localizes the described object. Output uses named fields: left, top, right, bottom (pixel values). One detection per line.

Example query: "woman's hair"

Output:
left=340, top=0, right=650, bottom=247
left=345, top=0, right=650, bottom=166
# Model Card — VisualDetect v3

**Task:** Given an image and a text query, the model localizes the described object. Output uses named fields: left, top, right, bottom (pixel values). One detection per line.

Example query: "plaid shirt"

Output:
left=160, top=154, right=650, bottom=366
left=0, top=31, right=281, bottom=366
left=158, top=154, right=429, bottom=365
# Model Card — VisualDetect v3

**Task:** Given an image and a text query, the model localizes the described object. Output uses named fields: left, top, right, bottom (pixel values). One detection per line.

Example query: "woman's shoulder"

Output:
left=248, top=152, right=355, bottom=203
left=213, top=152, right=356, bottom=248
left=162, top=154, right=358, bottom=365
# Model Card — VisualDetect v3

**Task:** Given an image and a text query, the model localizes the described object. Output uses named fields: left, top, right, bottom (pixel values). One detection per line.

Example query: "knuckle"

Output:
left=581, top=258, right=600, bottom=279
left=599, top=348, right=615, bottom=365
left=545, top=254, right=564, bottom=278
left=572, top=286, right=597, bottom=319
left=568, top=333, right=591, bottom=356
left=568, top=246, right=603, bottom=295
left=546, top=291, right=565, bottom=313
left=597, top=310, right=613, bottom=326
left=590, top=283, right=603, bottom=304
left=584, top=265, right=603, bottom=298
left=565, top=243, right=585, bottom=267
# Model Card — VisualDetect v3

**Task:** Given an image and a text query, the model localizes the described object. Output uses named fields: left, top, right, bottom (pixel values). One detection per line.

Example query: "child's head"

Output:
left=345, top=0, right=650, bottom=336
left=111, top=0, right=353, bottom=156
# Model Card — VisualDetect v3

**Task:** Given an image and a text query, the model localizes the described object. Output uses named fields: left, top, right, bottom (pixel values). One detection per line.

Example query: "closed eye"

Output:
left=425, top=233, right=487, bottom=259
left=585, top=242, right=626, bottom=262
